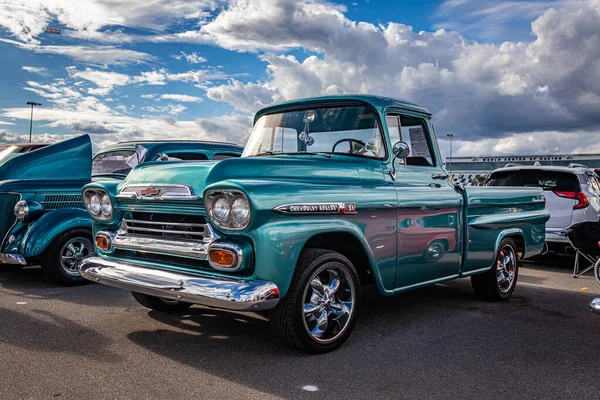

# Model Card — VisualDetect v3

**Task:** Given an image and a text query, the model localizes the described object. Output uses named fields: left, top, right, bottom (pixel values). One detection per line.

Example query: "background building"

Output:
left=446, top=154, right=600, bottom=186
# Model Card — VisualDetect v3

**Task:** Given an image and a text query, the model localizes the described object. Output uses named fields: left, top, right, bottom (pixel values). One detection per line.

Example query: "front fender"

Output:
left=249, top=219, right=385, bottom=298
left=21, top=208, right=93, bottom=258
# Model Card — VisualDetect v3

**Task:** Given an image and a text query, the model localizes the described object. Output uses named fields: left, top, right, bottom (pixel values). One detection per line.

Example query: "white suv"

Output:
left=486, top=165, right=600, bottom=253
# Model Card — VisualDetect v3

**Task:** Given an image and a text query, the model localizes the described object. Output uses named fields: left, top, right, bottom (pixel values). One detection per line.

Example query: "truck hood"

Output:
left=119, top=156, right=384, bottom=196
left=0, top=135, right=92, bottom=182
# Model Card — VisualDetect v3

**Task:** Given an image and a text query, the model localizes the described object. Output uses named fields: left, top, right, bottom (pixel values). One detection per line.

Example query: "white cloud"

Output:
left=160, top=94, right=204, bottom=102
left=1, top=38, right=155, bottom=66
left=204, top=0, right=600, bottom=156
left=172, top=51, right=207, bottom=63
left=141, top=94, right=157, bottom=99
left=0, top=0, right=222, bottom=44
left=22, top=66, right=49, bottom=76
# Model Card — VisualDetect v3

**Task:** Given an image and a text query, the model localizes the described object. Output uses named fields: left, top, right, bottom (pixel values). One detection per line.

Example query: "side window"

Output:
left=386, top=114, right=435, bottom=167
left=213, top=153, right=241, bottom=160
left=400, top=115, right=434, bottom=167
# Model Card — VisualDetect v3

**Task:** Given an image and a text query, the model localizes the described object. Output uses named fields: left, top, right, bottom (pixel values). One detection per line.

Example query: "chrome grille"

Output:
left=111, top=213, right=215, bottom=262
left=0, top=193, right=20, bottom=244
left=41, top=194, right=85, bottom=210
left=123, top=213, right=210, bottom=242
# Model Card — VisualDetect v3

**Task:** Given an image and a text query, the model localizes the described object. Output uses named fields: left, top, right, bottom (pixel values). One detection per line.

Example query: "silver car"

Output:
left=486, top=165, right=600, bottom=253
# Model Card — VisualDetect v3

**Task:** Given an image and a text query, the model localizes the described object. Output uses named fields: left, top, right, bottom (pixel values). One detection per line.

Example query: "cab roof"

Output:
left=255, top=95, right=431, bottom=123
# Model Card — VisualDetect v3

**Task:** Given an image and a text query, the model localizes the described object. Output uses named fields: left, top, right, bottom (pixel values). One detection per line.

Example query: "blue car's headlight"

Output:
left=14, top=200, right=44, bottom=222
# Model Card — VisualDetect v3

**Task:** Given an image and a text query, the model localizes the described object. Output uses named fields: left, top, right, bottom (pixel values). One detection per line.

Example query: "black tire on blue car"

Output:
left=131, top=292, right=193, bottom=313
left=269, top=248, right=361, bottom=354
left=471, top=238, right=519, bottom=301
left=41, top=228, right=93, bottom=286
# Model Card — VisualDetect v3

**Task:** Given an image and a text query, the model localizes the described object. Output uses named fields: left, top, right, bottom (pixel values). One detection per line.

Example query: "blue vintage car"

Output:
left=0, top=136, right=243, bottom=285
left=79, top=95, right=550, bottom=352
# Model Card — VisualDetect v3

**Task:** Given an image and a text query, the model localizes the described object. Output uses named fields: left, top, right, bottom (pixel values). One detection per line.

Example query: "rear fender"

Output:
left=21, top=208, right=93, bottom=258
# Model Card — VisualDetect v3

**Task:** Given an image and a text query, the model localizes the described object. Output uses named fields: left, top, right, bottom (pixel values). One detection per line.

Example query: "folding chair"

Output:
left=566, top=222, right=600, bottom=278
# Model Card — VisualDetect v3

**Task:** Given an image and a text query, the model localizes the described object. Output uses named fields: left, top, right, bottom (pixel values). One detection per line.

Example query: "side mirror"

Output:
left=389, top=141, right=410, bottom=181
left=392, top=141, right=410, bottom=159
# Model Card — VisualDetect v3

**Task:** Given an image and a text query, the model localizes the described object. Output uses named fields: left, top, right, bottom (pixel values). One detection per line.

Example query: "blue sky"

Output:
left=0, top=0, right=598, bottom=156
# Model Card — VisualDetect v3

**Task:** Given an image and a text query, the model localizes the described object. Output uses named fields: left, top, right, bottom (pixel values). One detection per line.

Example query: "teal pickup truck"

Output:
left=80, top=95, right=550, bottom=353
left=0, top=136, right=242, bottom=286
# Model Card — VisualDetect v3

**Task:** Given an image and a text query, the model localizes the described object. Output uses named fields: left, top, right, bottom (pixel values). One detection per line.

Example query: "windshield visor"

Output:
left=243, top=106, right=385, bottom=159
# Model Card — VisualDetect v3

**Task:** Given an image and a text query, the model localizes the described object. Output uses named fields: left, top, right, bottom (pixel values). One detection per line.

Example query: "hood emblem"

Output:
left=140, top=187, right=160, bottom=197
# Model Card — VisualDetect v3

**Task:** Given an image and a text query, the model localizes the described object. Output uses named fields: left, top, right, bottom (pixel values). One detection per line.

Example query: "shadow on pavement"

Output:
left=0, top=267, right=134, bottom=308
left=126, top=281, right=600, bottom=399
left=0, top=307, right=122, bottom=363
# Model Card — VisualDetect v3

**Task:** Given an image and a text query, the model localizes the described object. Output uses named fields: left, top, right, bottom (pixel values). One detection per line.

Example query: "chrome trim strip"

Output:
left=123, top=219, right=206, bottom=228
left=0, top=253, right=27, bottom=265
left=117, top=184, right=200, bottom=201
left=79, top=257, right=280, bottom=311
left=274, top=202, right=358, bottom=215
left=125, top=226, right=206, bottom=236
left=112, top=235, right=210, bottom=260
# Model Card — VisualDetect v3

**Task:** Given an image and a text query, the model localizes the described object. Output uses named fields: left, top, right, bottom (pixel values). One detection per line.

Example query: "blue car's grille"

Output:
left=0, top=193, right=21, bottom=245
left=40, top=194, right=85, bottom=210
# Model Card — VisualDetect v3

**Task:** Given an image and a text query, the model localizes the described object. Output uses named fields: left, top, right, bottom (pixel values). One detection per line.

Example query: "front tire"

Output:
left=269, top=249, right=360, bottom=354
left=41, top=229, right=93, bottom=286
left=471, top=238, right=519, bottom=300
left=131, top=292, right=192, bottom=313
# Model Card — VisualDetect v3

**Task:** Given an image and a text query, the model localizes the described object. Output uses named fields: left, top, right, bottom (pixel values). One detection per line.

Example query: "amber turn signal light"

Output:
left=95, top=235, right=110, bottom=251
left=209, top=249, right=235, bottom=267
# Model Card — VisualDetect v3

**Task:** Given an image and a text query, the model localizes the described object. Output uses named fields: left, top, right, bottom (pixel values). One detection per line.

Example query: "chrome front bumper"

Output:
left=79, top=257, right=280, bottom=311
left=0, top=253, right=26, bottom=265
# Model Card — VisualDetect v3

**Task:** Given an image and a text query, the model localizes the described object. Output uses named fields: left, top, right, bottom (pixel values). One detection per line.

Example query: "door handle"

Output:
left=432, top=173, right=449, bottom=180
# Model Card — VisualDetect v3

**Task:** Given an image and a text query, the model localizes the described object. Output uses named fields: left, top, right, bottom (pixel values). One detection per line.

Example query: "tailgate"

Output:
left=544, top=191, right=575, bottom=229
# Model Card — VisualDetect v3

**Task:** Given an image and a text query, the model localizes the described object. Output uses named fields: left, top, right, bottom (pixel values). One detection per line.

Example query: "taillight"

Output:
left=553, top=191, right=589, bottom=209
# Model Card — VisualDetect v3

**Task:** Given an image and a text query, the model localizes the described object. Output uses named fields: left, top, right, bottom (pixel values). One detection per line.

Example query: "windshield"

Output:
left=92, top=150, right=136, bottom=176
left=242, top=106, right=385, bottom=159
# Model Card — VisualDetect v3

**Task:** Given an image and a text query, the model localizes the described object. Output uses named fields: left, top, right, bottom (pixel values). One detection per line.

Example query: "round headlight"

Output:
left=231, top=196, right=250, bottom=223
left=212, top=196, right=230, bottom=223
left=88, top=194, right=101, bottom=215
left=14, top=201, right=28, bottom=221
left=100, top=194, right=112, bottom=216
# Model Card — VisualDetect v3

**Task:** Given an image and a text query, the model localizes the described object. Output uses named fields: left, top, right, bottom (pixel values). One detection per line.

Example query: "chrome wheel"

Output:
left=496, top=244, right=516, bottom=293
left=60, top=237, right=93, bottom=276
left=302, top=264, right=355, bottom=344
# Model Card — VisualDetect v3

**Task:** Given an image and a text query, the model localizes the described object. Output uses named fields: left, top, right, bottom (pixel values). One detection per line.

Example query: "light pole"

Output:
left=446, top=133, right=454, bottom=180
left=26, top=101, right=42, bottom=143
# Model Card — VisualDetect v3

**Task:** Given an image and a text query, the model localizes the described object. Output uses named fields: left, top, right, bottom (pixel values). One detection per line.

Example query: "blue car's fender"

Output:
left=21, top=208, right=93, bottom=258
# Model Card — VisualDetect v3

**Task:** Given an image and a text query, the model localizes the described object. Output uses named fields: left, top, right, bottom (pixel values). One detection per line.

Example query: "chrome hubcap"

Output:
left=496, top=245, right=516, bottom=293
left=302, top=264, right=355, bottom=344
left=60, top=238, right=93, bottom=276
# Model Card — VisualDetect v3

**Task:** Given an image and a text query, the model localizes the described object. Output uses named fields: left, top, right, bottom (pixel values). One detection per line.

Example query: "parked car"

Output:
left=0, top=136, right=243, bottom=285
left=486, top=165, right=600, bottom=253
left=92, top=140, right=244, bottom=179
left=79, top=95, right=549, bottom=353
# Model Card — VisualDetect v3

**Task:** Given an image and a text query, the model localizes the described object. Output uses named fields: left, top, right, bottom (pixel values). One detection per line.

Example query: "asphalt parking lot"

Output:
left=1, top=258, right=599, bottom=400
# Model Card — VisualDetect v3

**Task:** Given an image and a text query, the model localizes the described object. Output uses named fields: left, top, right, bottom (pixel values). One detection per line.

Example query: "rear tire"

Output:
left=269, top=249, right=360, bottom=354
left=131, top=292, right=192, bottom=313
left=472, top=238, right=519, bottom=301
left=41, top=229, right=93, bottom=286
